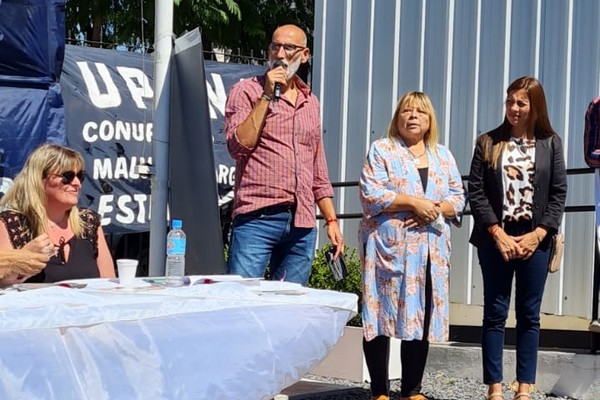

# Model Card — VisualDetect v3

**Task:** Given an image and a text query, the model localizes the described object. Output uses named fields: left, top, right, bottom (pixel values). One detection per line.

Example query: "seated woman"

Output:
left=0, top=144, right=115, bottom=284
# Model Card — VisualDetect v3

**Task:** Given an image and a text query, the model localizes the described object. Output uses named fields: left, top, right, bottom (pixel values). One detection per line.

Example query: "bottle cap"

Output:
left=172, top=219, right=182, bottom=229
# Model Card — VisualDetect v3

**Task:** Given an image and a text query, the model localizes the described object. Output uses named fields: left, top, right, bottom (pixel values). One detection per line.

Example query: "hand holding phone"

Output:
left=325, top=248, right=348, bottom=281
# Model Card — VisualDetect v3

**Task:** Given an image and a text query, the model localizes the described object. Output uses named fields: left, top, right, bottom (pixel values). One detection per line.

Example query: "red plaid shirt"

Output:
left=225, top=75, right=334, bottom=228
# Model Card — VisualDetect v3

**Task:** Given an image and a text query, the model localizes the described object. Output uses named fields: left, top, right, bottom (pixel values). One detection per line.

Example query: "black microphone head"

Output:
left=271, top=60, right=286, bottom=101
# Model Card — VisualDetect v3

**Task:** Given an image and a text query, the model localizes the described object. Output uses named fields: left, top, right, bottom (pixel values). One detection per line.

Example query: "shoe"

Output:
left=486, top=393, right=504, bottom=400
left=589, top=319, right=600, bottom=333
left=401, top=395, right=427, bottom=400
left=510, top=380, right=535, bottom=400
left=371, top=396, right=390, bottom=400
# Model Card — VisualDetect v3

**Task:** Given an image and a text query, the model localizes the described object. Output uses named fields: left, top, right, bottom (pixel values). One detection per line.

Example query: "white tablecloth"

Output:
left=0, top=277, right=358, bottom=400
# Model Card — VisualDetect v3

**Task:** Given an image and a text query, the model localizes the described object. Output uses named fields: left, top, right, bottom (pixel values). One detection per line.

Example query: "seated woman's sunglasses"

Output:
left=50, top=171, right=85, bottom=184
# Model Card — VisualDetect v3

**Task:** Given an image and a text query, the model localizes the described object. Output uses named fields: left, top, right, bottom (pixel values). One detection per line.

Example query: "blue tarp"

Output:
left=0, top=0, right=65, bottom=83
left=0, top=0, right=66, bottom=179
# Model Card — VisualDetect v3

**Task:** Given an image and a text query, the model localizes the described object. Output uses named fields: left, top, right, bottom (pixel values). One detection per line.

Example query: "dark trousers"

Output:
left=363, top=258, right=432, bottom=397
left=478, top=222, right=550, bottom=384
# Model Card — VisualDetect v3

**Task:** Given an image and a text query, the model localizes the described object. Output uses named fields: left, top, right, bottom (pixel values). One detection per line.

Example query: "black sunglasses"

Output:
left=50, top=171, right=85, bottom=184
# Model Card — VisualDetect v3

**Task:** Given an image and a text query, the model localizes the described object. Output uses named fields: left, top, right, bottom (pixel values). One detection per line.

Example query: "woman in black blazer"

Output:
left=468, top=76, right=567, bottom=400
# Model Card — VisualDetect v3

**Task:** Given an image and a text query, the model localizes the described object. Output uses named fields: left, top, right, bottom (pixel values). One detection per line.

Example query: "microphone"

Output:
left=271, top=60, right=286, bottom=101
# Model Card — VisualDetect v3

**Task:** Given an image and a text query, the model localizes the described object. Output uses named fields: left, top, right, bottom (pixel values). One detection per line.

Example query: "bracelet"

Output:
left=325, top=218, right=338, bottom=226
left=260, top=93, right=272, bottom=102
left=489, top=225, right=501, bottom=240
left=488, top=224, right=500, bottom=235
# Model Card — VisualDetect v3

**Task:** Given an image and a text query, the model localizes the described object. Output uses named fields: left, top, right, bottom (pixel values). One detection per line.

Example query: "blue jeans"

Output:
left=227, top=206, right=317, bottom=285
left=478, top=224, right=550, bottom=384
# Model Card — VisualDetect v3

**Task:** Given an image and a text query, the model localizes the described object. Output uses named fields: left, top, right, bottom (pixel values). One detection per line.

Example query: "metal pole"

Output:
left=592, top=229, right=599, bottom=354
left=591, top=170, right=600, bottom=353
left=148, top=0, right=173, bottom=276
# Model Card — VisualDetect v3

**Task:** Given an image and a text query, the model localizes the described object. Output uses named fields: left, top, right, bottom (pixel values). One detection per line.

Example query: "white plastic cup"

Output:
left=116, top=259, right=138, bottom=286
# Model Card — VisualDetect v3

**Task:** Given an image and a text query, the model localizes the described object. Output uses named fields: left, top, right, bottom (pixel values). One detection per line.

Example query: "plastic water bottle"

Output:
left=166, top=219, right=186, bottom=287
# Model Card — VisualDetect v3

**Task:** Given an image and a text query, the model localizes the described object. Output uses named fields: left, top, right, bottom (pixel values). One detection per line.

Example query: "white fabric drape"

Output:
left=0, top=278, right=357, bottom=400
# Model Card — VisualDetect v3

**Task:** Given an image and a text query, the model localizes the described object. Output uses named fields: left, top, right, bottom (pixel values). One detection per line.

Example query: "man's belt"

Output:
left=246, top=203, right=296, bottom=217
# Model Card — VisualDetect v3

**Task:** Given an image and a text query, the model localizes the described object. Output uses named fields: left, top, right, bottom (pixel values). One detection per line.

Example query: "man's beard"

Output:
left=268, top=58, right=301, bottom=80
left=286, top=58, right=301, bottom=79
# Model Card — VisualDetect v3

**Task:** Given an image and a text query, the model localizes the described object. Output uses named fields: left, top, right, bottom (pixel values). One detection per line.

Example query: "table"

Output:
left=0, top=277, right=358, bottom=400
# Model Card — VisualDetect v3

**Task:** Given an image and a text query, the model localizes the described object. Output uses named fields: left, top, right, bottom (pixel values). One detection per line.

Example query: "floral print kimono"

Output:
left=359, top=138, right=466, bottom=342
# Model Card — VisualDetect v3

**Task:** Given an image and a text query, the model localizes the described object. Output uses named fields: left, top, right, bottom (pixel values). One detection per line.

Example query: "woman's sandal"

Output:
left=486, top=392, right=504, bottom=400
left=510, top=381, right=535, bottom=400
left=401, top=395, right=427, bottom=400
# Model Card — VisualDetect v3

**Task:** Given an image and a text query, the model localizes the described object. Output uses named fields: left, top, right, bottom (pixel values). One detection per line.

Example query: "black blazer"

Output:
left=468, top=126, right=567, bottom=248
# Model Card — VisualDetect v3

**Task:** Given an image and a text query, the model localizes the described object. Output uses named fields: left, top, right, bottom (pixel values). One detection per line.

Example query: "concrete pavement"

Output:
left=283, top=342, right=600, bottom=400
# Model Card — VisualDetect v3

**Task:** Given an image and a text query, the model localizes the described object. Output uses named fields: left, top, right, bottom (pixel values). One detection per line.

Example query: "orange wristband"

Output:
left=488, top=225, right=501, bottom=238
left=325, top=218, right=338, bottom=225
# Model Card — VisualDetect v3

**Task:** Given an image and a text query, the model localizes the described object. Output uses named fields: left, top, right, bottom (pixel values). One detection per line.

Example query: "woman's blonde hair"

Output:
left=387, top=91, right=439, bottom=155
left=0, top=144, right=85, bottom=238
left=484, top=76, right=558, bottom=168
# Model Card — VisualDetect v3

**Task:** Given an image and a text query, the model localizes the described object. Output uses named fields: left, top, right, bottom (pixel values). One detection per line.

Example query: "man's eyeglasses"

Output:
left=268, top=42, right=306, bottom=56
left=50, top=171, right=85, bottom=184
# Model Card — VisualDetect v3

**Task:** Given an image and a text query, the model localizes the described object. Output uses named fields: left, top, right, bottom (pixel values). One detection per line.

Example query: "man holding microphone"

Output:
left=224, top=24, right=343, bottom=285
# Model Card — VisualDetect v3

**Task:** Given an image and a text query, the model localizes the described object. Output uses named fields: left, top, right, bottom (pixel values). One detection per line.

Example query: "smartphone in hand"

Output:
left=325, top=249, right=348, bottom=281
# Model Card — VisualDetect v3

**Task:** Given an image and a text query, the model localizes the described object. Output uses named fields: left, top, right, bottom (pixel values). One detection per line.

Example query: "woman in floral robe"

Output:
left=358, top=91, right=466, bottom=400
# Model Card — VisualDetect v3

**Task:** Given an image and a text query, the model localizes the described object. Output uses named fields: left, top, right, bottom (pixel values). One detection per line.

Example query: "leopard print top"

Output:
left=501, top=137, right=536, bottom=223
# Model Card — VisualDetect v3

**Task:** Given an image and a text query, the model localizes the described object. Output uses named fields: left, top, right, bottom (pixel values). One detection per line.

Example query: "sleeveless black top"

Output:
left=0, top=209, right=101, bottom=283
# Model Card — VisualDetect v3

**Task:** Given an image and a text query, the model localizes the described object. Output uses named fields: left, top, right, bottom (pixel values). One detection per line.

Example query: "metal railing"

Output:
left=319, top=167, right=599, bottom=353
left=111, top=167, right=599, bottom=352
left=64, top=38, right=270, bottom=66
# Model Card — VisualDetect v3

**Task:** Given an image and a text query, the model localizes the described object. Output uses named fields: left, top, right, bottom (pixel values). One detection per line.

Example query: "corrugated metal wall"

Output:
left=313, top=0, right=600, bottom=319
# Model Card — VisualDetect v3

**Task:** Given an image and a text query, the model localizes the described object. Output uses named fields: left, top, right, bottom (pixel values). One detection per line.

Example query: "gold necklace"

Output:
left=48, top=215, right=69, bottom=230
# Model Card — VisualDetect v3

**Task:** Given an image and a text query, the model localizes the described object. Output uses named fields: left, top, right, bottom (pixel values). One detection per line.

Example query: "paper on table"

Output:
left=1, top=283, right=82, bottom=294
left=141, top=275, right=260, bottom=286
left=187, top=275, right=261, bottom=286
left=57, top=278, right=156, bottom=291
left=248, top=280, right=307, bottom=295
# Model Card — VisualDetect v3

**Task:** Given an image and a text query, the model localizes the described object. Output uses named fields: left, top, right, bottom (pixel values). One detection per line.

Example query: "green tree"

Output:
left=65, top=0, right=239, bottom=50
left=172, top=0, right=241, bottom=57
left=203, top=0, right=314, bottom=60
left=65, top=0, right=313, bottom=59
left=65, top=0, right=156, bottom=49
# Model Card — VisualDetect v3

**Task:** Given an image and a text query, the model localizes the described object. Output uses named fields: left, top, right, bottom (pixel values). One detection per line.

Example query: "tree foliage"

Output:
left=65, top=0, right=155, bottom=49
left=201, top=0, right=314, bottom=59
left=65, top=0, right=314, bottom=58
